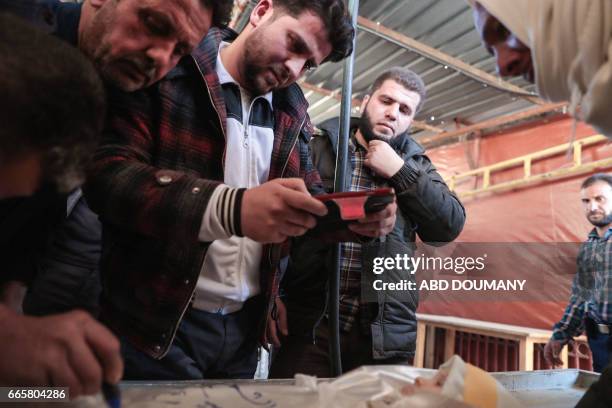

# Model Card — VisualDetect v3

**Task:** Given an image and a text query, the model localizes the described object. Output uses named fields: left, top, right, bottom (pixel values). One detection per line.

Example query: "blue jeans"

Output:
left=121, top=296, right=263, bottom=380
left=586, top=319, right=612, bottom=373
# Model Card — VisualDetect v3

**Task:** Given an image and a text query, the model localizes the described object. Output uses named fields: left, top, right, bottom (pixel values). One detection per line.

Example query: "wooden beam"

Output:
left=449, top=134, right=611, bottom=198
left=458, top=158, right=612, bottom=199
left=228, top=2, right=247, bottom=29
left=357, top=17, right=545, bottom=105
left=420, top=103, right=567, bottom=147
left=519, top=338, right=535, bottom=371
left=444, top=328, right=456, bottom=362
left=425, top=325, right=437, bottom=368
left=300, top=81, right=360, bottom=106
left=300, top=81, right=444, bottom=133
left=414, top=321, right=426, bottom=368
left=561, top=344, right=569, bottom=369
left=414, top=121, right=444, bottom=133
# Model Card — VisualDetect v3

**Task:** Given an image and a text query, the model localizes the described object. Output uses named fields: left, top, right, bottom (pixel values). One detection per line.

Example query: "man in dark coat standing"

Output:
left=269, top=67, right=466, bottom=377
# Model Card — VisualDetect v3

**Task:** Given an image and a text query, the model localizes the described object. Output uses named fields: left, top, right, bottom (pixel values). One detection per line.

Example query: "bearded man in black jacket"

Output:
left=269, top=67, right=466, bottom=377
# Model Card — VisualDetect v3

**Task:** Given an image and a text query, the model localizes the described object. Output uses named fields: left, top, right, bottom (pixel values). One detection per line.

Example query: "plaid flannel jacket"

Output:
left=84, top=27, right=322, bottom=359
left=552, top=228, right=612, bottom=343
left=337, top=136, right=380, bottom=333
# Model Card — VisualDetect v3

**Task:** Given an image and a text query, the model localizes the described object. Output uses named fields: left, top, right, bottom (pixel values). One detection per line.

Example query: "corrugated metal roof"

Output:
left=232, top=0, right=557, bottom=142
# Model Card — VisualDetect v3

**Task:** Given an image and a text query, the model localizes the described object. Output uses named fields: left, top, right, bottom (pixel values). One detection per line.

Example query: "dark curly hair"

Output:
left=582, top=173, right=612, bottom=190
left=202, top=0, right=234, bottom=26
left=0, top=12, right=106, bottom=193
left=273, top=0, right=355, bottom=62
left=369, top=67, right=427, bottom=114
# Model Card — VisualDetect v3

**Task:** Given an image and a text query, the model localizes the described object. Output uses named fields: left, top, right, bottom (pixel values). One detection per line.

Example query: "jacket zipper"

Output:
left=311, top=250, right=334, bottom=344
left=311, top=289, right=329, bottom=344
left=243, top=96, right=259, bottom=148
left=263, top=116, right=307, bottom=340
left=266, top=115, right=306, bottom=276
left=235, top=97, right=264, bottom=305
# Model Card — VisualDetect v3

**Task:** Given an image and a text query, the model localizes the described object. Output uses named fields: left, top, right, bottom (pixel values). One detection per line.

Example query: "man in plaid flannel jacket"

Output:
left=85, top=0, right=398, bottom=380
left=545, top=174, right=612, bottom=373
left=3, top=0, right=233, bottom=319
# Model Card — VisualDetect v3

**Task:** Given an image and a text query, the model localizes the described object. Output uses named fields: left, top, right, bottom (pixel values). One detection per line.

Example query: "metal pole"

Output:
left=328, top=0, right=359, bottom=377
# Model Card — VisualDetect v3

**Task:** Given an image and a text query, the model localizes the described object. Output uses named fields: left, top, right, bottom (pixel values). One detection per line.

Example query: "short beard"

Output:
left=359, top=109, right=388, bottom=144
left=242, top=41, right=263, bottom=93
left=589, top=213, right=612, bottom=228
left=241, top=21, right=276, bottom=95
left=95, top=49, right=156, bottom=92
left=358, top=103, right=405, bottom=149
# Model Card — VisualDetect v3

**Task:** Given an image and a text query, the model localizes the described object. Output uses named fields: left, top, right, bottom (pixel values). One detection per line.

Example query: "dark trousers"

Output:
left=269, top=317, right=412, bottom=378
left=586, top=318, right=612, bottom=373
left=122, top=296, right=263, bottom=380
left=576, top=362, right=612, bottom=407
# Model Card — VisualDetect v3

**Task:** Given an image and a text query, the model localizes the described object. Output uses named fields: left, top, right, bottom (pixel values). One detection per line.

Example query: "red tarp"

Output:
left=418, top=117, right=612, bottom=329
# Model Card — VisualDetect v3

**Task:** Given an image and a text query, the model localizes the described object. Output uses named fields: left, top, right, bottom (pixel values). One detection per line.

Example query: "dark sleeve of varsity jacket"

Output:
left=84, top=86, right=243, bottom=244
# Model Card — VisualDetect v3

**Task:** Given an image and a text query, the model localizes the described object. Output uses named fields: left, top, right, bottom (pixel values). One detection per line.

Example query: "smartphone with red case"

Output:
left=311, top=188, right=395, bottom=234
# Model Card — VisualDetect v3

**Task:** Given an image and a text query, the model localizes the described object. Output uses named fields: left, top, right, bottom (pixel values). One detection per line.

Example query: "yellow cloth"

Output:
left=440, top=355, right=523, bottom=408
left=463, top=363, right=498, bottom=408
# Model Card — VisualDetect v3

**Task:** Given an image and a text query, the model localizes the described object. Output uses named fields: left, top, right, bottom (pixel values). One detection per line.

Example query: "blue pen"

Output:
left=102, top=382, right=121, bottom=408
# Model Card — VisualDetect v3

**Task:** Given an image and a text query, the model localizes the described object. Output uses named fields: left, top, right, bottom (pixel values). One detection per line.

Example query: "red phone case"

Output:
left=310, top=188, right=395, bottom=236
left=315, top=188, right=395, bottom=220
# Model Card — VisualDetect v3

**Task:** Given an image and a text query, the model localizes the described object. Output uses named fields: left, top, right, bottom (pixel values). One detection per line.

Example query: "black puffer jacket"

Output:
left=282, top=117, right=466, bottom=359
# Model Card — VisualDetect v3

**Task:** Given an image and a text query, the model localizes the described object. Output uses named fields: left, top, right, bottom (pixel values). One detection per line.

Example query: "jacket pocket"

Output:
left=362, top=238, right=419, bottom=356
left=361, top=239, right=418, bottom=312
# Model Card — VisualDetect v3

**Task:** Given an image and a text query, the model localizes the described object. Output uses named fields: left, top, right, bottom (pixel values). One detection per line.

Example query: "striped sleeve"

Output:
left=198, top=184, right=246, bottom=242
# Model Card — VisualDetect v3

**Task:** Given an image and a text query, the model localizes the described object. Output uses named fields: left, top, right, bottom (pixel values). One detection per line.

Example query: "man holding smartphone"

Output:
left=83, top=0, right=400, bottom=381
left=269, top=67, right=466, bottom=377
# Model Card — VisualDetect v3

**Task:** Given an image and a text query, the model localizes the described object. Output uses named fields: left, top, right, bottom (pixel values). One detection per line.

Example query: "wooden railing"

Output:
left=448, top=134, right=612, bottom=199
left=414, top=314, right=591, bottom=372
